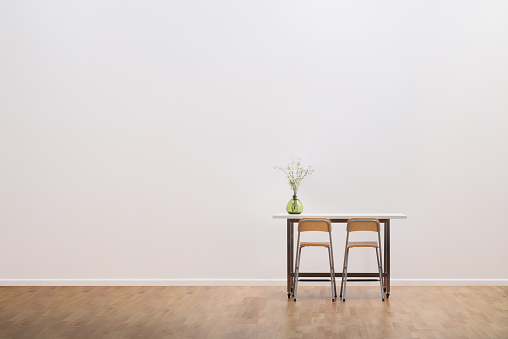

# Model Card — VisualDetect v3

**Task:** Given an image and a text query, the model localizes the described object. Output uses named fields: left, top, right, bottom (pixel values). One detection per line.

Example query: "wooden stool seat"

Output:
left=300, top=242, right=330, bottom=247
left=347, top=241, right=378, bottom=248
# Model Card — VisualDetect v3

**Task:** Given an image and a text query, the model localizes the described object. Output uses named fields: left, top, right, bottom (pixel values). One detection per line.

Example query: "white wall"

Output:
left=1, top=1, right=507, bottom=285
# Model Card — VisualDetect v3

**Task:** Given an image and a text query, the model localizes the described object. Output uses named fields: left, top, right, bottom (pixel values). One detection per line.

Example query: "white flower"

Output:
left=274, top=158, right=314, bottom=196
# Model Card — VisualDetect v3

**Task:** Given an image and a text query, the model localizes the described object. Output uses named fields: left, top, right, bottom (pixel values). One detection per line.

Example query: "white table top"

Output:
left=273, top=213, right=407, bottom=220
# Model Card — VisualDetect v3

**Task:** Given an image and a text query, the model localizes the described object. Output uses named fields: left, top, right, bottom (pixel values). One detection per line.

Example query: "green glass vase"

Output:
left=286, top=195, right=303, bottom=214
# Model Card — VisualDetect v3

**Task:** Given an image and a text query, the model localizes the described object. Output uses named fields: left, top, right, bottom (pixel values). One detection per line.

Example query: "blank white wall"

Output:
left=1, top=1, right=507, bottom=285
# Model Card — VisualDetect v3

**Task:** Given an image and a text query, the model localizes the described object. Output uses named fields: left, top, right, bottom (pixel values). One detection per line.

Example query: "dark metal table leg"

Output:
left=385, top=219, right=391, bottom=298
left=383, top=220, right=387, bottom=292
left=287, top=219, right=291, bottom=297
left=287, top=219, right=294, bottom=298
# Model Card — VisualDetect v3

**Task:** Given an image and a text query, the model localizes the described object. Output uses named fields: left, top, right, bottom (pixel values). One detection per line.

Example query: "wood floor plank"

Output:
left=0, top=286, right=507, bottom=338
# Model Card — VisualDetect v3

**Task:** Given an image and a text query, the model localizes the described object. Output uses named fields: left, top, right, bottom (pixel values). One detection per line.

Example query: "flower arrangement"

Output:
left=274, top=157, right=314, bottom=197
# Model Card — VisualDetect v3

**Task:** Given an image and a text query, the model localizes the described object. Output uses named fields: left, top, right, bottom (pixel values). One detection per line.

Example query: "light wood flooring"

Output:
left=0, top=286, right=507, bottom=338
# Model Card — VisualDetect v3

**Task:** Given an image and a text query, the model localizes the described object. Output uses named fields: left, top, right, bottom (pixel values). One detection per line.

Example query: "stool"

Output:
left=293, top=218, right=337, bottom=302
left=340, top=218, right=384, bottom=301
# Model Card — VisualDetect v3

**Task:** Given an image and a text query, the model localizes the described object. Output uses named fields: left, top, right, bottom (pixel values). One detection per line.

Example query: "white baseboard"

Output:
left=391, top=279, right=508, bottom=286
left=0, top=279, right=286, bottom=286
left=1, top=279, right=507, bottom=286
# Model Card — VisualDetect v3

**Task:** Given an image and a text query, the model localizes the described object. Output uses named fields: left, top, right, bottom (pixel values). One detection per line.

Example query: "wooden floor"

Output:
left=0, top=286, right=507, bottom=338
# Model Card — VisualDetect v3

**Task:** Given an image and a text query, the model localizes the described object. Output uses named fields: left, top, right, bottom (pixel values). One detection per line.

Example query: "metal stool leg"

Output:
left=331, top=251, right=337, bottom=299
left=331, top=249, right=337, bottom=299
left=340, top=246, right=347, bottom=298
left=328, top=247, right=335, bottom=302
left=293, top=246, right=302, bottom=301
left=342, top=247, right=349, bottom=302
left=376, top=247, right=385, bottom=301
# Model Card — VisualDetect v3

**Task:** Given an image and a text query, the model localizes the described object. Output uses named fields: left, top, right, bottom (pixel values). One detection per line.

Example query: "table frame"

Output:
left=284, top=217, right=393, bottom=298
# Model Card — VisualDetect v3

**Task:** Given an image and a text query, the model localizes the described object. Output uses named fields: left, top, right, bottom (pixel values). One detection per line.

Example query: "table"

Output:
left=273, top=213, right=407, bottom=298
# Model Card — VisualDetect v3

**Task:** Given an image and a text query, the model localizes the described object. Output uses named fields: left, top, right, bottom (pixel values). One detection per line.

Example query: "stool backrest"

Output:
left=347, top=219, right=380, bottom=233
left=299, top=219, right=331, bottom=233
